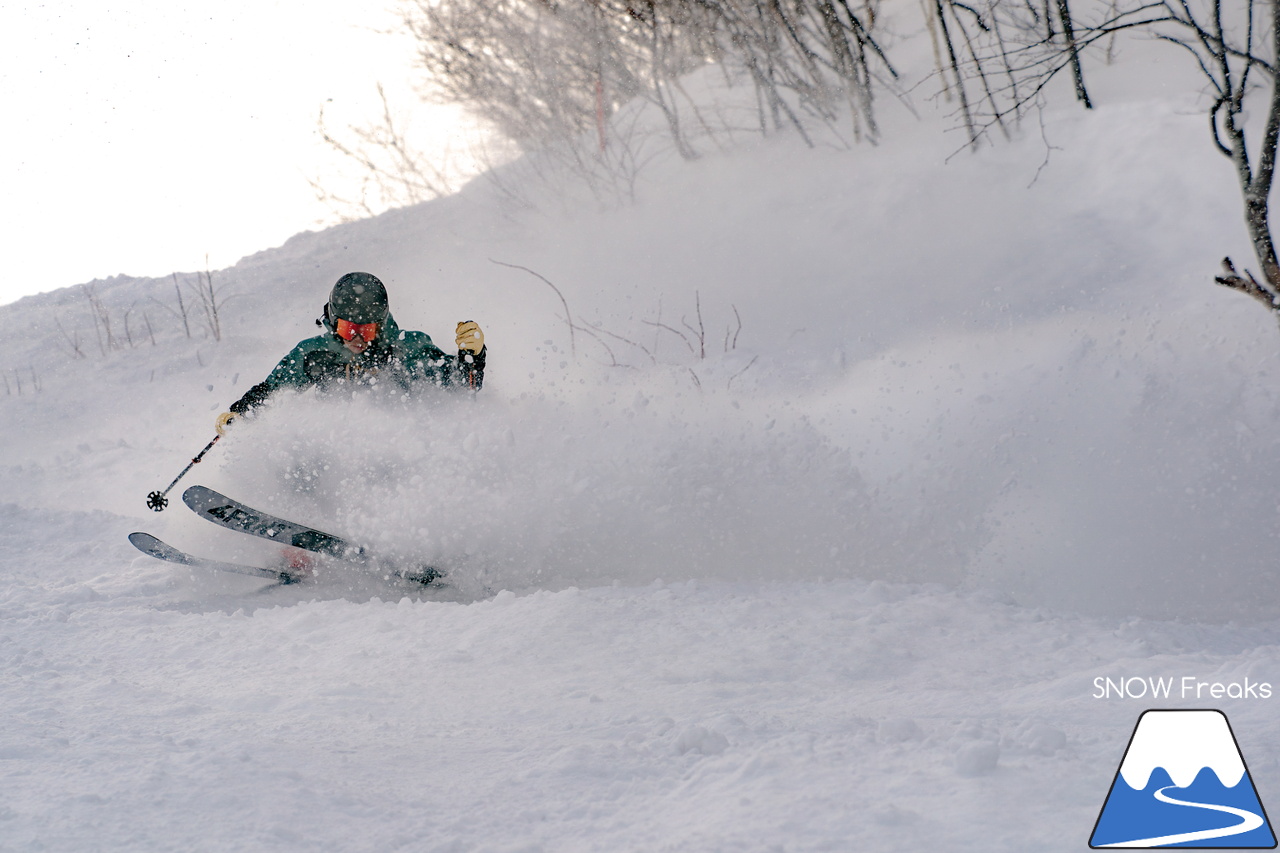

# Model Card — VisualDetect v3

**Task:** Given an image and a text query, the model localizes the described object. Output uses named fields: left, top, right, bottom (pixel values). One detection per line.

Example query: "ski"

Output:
left=128, top=531, right=300, bottom=584
left=181, top=485, right=443, bottom=586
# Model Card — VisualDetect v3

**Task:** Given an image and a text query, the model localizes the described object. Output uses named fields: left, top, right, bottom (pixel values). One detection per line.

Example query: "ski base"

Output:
left=128, top=532, right=300, bottom=584
left=129, top=530, right=442, bottom=589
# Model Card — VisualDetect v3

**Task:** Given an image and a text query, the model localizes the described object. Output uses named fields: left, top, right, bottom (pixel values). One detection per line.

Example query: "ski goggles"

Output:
left=334, top=318, right=380, bottom=343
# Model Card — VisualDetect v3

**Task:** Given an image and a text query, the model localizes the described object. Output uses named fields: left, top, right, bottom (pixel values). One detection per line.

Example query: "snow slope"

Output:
left=3, top=29, right=1280, bottom=852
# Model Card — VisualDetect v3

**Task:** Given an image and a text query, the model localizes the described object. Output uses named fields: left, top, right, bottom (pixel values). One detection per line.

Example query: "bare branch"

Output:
left=491, top=258, right=577, bottom=357
left=1215, top=257, right=1280, bottom=311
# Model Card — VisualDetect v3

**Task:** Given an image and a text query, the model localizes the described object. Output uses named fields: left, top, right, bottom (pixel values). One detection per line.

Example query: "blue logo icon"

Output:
left=1091, top=709, right=1276, bottom=848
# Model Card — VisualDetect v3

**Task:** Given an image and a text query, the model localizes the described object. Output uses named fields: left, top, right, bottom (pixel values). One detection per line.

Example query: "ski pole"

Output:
left=146, top=434, right=221, bottom=511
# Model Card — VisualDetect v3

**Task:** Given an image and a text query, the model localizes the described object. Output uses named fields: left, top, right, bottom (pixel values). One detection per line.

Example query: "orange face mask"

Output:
left=335, top=318, right=380, bottom=343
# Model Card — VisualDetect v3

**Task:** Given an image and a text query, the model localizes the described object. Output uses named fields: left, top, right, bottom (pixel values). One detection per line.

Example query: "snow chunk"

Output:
left=878, top=718, right=923, bottom=743
left=673, top=725, right=729, bottom=756
left=1020, top=722, right=1067, bottom=756
left=954, top=741, right=1000, bottom=777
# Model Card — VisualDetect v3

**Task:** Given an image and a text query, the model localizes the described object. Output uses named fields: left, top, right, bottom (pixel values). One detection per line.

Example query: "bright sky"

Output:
left=1, top=1, right=464, bottom=306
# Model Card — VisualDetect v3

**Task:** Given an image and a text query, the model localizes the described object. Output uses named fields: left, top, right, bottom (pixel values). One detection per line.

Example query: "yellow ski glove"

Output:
left=455, top=320, right=484, bottom=354
left=214, top=412, right=237, bottom=436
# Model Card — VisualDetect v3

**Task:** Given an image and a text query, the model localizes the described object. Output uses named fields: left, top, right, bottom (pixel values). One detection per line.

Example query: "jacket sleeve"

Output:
left=455, top=345, right=486, bottom=390
left=230, top=381, right=274, bottom=414
left=227, top=342, right=317, bottom=414
left=398, top=332, right=485, bottom=390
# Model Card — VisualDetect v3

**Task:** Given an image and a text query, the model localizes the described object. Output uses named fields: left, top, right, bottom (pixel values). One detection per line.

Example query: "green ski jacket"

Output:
left=230, top=312, right=485, bottom=414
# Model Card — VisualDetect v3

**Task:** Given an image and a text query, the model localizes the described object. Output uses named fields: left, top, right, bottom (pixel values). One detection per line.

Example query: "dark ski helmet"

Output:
left=327, top=272, right=389, bottom=324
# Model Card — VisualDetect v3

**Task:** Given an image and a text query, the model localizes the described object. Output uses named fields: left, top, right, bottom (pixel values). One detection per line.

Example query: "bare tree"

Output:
left=186, top=259, right=232, bottom=342
left=1204, top=3, right=1280, bottom=317
left=158, top=273, right=192, bottom=339
left=124, top=303, right=138, bottom=349
left=311, top=84, right=457, bottom=222
left=83, top=284, right=119, bottom=355
left=304, top=1, right=902, bottom=214
left=5, top=368, right=39, bottom=396
left=943, top=0, right=1280, bottom=322
left=393, top=0, right=897, bottom=201
left=55, top=315, right=86, bottom=359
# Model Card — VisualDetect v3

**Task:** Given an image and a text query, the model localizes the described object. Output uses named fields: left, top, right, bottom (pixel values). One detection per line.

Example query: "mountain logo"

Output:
left=1090, top=709, right=1276, bottom=848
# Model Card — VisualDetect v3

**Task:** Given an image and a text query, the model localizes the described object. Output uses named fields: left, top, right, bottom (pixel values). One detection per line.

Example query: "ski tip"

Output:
left=181, top=484, right=212, bottom=504
left=128, top=531, right=184, bottom=562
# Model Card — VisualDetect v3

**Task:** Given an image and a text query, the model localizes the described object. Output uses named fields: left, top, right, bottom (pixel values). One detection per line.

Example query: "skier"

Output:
left=215, top=271, right=486, bottom=433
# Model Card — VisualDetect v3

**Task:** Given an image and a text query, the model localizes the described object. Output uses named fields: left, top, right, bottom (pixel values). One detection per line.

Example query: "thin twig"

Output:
left=491, top=259, right=576, bottom=357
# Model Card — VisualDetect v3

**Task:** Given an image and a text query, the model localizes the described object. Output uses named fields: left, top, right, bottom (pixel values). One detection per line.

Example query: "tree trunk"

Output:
left=1054, top=0, right=1092, bottom=109
left=1216, top=1, right=1280, bottom=313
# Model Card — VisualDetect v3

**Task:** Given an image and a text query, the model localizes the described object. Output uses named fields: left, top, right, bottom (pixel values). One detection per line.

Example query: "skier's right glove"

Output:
left=215, top=412, right=236, bottom=436
left=455, top=320, right=484, bottom=354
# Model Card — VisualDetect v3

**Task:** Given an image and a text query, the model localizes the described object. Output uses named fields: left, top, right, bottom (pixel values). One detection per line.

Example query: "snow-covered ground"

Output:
left=4, top=25, right=1280, bottom=852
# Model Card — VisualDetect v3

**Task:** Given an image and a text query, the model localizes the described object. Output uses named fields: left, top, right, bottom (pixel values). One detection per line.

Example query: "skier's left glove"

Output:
left=214, top=412, right=237, bottom=436
left=455, top=321, right=484, bottom=354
